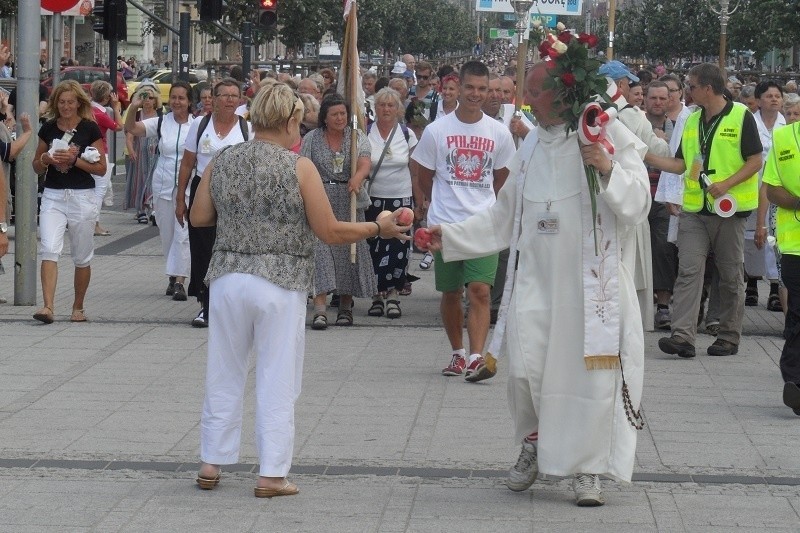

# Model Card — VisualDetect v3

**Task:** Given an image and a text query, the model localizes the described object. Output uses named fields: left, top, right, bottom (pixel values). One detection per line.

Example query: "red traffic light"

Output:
left=258, top=0, right=277, bottom=28
left=259, top=0, right=275, bottom=7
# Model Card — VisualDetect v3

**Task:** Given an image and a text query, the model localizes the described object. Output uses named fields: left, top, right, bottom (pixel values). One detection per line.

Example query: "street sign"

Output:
left=476, top=0, right=582, bottom=15
left=489, top=28, right=517, bottom=39
left=42, top=0, right=93, bottom=16
left=531, top=14, right=557, bottom=27
left=41, top=0, right=80, bottom=11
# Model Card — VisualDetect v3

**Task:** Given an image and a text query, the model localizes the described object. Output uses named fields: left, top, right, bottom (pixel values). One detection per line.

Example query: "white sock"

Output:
left=452, top=348, right=466, bottom=358
left=468, top=353, right=481, bottom=365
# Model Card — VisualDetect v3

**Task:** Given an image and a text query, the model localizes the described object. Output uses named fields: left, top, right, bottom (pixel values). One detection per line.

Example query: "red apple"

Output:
left=376, top=210, right=392, bottom=221
left=414, top=228, right=432, bottom=251
left=397, top=207, right=414, bottom=226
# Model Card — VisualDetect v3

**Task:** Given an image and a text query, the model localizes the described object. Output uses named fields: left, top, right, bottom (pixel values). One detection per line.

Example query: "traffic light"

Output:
left=259, top=0, right=278, bottom=29
left=199, top=0, right=224, bottom=22
left=93, top=0, right=107, bottom=38
left=92, top=0, right=127, bottom=41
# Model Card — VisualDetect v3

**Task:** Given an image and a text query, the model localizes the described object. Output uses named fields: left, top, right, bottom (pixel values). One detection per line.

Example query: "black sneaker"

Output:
left=172, top=282, right=187, bottom=301
left=166, top=276, right=177, bottom=296
left=706, top=338, right=738, bottom=356
left=192, top=309, right=208, bottom=328
left=658, top=335, right=696, bottom=358
left=745, top=290, right=758, bottom=306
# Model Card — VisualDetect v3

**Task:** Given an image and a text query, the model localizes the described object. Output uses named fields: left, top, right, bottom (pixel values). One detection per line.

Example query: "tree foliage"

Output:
left=0, top=0, right=16, bottom=19
left=613, top=0, right=800, bottom=64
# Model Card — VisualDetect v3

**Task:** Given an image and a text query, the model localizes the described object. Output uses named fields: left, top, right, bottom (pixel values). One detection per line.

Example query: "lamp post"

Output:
left=708, top=0, right=741, bottom=72
left=511, top=0, right=533, bottom=113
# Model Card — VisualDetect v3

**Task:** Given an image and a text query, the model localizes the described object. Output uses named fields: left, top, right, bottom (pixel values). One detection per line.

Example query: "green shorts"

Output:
left=433, top=251, right=499, bottom=293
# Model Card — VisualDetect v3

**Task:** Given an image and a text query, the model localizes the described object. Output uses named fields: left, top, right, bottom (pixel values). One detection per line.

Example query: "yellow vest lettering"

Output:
left=766, top=123, right=800, bottom=255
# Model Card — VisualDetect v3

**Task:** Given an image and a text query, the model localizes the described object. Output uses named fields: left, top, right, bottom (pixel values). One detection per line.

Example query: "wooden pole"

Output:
left=606, top=0, right=616, bottom=60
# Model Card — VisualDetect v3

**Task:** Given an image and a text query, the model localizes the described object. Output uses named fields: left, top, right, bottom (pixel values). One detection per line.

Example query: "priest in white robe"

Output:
left=426, top=63, right=651, bottom=506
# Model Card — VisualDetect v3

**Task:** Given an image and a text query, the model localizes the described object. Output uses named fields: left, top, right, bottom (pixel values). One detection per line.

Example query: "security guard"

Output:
left=647, top=63, right=763, bottom=358
left=764, top=120, right=800, bottom=415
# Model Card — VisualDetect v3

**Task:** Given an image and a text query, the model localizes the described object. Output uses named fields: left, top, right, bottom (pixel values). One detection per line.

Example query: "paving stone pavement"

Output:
left=0, top=197, right=799, bottom=532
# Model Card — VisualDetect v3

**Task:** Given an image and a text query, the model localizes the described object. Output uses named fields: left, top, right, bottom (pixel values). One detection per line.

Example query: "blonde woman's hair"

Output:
left=250, top=82, right=304, bottom=132
left=373, top=87, right=404, bottom=120
left=90, top=80, right=113, bottom=104
left=45, top=79, right=95, bottom=122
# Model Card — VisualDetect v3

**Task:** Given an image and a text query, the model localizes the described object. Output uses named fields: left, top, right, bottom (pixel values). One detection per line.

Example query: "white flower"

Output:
left=556, top=22, right=566, bottom=32
left=552, top=40, right=568, bottom=55
left=532, top=19, right=542, bottom=28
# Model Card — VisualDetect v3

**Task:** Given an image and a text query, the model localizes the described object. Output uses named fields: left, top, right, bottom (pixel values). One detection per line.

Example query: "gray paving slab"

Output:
left=1, top=205, right=800, bottom=530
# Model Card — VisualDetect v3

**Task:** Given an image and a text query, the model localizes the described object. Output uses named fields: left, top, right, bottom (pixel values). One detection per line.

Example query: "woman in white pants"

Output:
left=88, top=80, right=123, bottom=236
left=125, top=81, right=195, bottom=300
left=189, top=83, right=411, bottom=498
left=31, top=80, right=107, bottom=323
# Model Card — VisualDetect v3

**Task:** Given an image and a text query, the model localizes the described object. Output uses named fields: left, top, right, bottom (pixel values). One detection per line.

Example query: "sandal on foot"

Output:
left=419, top=252, right=434, bottom=270
left=254, top=479, right=299, bottom=498
left=311, top=313, right=328, bottom=330
left=386, top=299, right=401, bottom=319
left=368, top=299, right=384, bottom=317
left=336, top=309, right=353, bottom=326
left=33, top=306, right=54, bottom=324
left=399, top=282, right=412, bottom=296
left=768, top=294, right=782, bottom=312
left=196, top=469, right=221, bottom=490
left=70, top=309, right=87, bottom=322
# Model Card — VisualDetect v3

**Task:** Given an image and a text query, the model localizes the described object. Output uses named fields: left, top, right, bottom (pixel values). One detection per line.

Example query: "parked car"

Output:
left=127, top=69, right=208, bottom=104
left=40, top=67, right=130, bottom=109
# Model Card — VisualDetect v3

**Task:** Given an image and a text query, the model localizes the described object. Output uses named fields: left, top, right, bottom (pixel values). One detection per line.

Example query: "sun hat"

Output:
left=391, top=61, right=407, bottom=75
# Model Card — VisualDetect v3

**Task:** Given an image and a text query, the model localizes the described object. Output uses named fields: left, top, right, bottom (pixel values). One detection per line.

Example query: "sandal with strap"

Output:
left=311, top=313, right=328, bottom=330
left=368, top=299, right=384, bottom=317
left=386, top=299, right=401, bottom=319
left=70, top=309, right=87, bottom=322
left=767, top=294, right=782, bottom=312
left=33, top=306, right=54, bottom=324
left=335, top=309, right=353, bottom=326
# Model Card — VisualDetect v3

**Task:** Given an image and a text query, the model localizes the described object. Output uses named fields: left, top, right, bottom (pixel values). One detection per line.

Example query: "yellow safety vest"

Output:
left=764, top=123, right=800, bottom=255
left=681, top=102, right=758, bottom=213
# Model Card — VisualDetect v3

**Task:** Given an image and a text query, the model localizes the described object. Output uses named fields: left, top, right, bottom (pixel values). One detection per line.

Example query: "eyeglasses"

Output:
left=287, top=92, right=301, bottom=124
left=215, top=93, right=239, bottom=99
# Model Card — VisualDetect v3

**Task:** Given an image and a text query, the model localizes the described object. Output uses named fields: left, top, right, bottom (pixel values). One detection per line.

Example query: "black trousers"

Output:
left=780, top=254, right=800, bottom=384
left=187, top=174, right=216, bottom=313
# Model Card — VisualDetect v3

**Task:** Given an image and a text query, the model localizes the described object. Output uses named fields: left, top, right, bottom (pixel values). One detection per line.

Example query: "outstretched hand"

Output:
left=376, top=208, right=413, bottom=241
left=421, top=225, right=443, bottom=252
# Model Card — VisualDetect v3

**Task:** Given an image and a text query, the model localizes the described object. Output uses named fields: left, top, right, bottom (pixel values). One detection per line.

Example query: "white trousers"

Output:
left=154, top=191, right=190, bottom=278
left=39, top=188, right=97, bottom=266
left=200, top=273, right=306, bottom=477
left=91, top=155, right=114, bottom=222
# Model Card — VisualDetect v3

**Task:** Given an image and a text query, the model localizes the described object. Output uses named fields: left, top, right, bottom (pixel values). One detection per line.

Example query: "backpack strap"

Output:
left=429, top=92, right=439, bottom=122
left=238, top=115, right=249, bottom=141
left=196, top=114, right=212, bottom=146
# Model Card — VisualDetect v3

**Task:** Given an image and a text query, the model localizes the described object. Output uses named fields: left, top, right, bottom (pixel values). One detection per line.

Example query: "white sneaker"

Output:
left=573, top=473, right=605, bottom=506
left=506, top=441, right=538, bottom=491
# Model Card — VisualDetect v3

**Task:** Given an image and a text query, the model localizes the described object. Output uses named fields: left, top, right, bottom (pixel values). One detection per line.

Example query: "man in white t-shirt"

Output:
left=412, top=61, right=516, bottom=381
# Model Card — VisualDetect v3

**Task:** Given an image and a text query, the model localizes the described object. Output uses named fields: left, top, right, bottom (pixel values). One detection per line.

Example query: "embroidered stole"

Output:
left=486, top=130, right=621, bottom=370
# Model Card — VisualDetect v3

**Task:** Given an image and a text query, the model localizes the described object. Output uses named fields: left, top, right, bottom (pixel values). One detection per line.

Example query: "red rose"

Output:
left=538, top=41, right=552, bottom=57
left=558, top=31, right=572, bottom=44
left=561, top=72, right=576, bottom=87
left=578, top=33, right=599, bottom=48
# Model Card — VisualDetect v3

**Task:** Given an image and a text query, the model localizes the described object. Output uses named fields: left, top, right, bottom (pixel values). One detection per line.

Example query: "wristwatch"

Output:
left=0, top=222, right=7, bottom=234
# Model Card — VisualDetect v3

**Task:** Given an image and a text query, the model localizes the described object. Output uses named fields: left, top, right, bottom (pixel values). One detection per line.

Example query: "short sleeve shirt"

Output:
left=411, top=111, right=516, bottom=225
left=38, top=118, right=102, bottom=189
left=183, top=115, right=252, bottom=175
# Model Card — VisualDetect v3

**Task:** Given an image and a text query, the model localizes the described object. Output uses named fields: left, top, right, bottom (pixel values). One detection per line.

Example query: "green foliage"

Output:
left=0, top=0, right=16, bottom=19
left=613, top=0, right=800, bottom=65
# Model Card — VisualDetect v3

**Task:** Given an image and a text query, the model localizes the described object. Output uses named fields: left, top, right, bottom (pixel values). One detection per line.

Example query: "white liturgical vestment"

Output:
left=441, top=122, right=650, bottom=481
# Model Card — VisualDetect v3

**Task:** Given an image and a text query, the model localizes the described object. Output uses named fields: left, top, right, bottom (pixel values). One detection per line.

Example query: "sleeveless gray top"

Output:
left=206, top=140, right=315, bottom=293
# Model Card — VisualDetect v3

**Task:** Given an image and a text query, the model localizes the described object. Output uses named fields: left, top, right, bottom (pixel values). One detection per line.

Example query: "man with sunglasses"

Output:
left=648, top=63, right=763, bottom=358
left=405, top=61, right=439, bottom=139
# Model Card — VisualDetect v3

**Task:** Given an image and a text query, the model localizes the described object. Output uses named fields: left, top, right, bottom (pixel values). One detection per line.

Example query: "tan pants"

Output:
left=671, top=212, right=746, bottom=345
